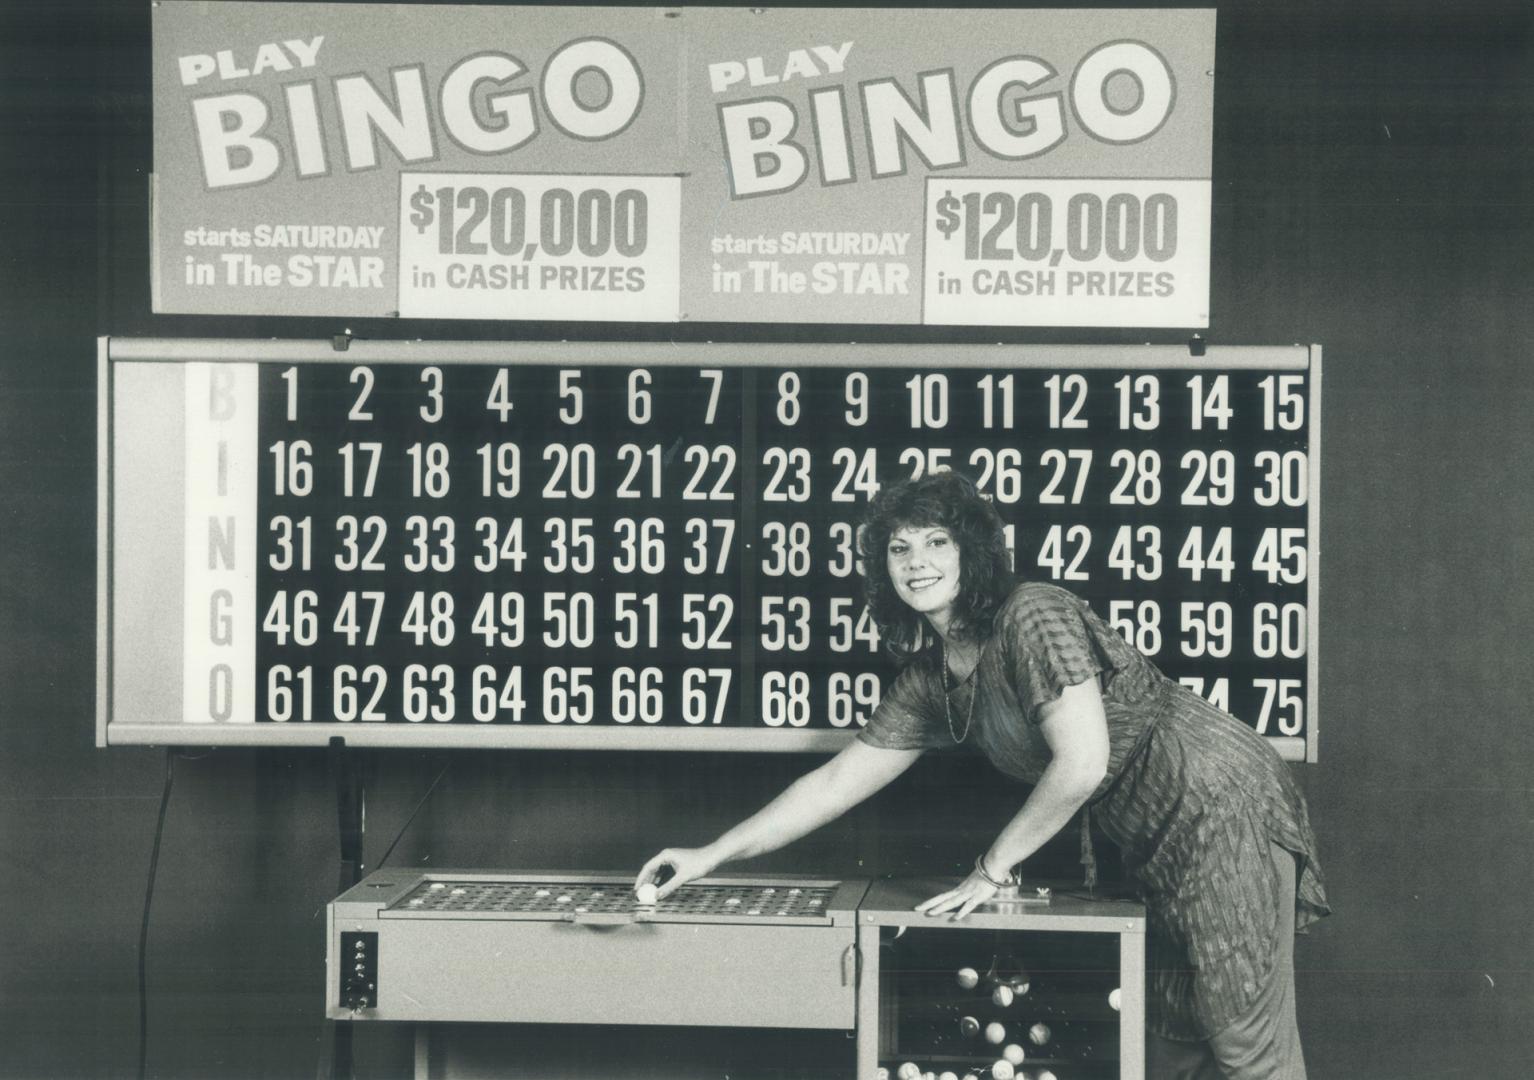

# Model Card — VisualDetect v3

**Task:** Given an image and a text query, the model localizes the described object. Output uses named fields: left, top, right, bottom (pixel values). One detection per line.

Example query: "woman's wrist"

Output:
left=699, top=840, right=731, bottom=871
left=974, top=852, right=1014, bottom=888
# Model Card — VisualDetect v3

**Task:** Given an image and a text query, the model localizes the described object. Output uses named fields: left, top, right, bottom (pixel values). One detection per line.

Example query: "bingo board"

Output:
left=98, top=338, right=1320, bottom=760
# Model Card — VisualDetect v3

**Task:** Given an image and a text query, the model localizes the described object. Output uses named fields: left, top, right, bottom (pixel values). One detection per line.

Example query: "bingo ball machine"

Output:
left=327, top=870, right=1145, bottom=1079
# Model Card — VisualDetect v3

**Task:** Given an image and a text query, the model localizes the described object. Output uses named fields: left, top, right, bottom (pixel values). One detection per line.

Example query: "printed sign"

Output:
left=152, top=4, right=1215, bottom=327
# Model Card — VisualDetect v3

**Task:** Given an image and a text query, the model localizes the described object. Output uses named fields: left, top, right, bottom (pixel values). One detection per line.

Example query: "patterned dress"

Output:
left=858, top=581, right=1330, bottom=1040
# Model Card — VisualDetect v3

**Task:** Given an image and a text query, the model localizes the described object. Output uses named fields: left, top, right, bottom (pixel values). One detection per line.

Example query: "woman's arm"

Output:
left=917, top=678, right=1109, bottom=919
left=636, top=738, right=924, bottom=898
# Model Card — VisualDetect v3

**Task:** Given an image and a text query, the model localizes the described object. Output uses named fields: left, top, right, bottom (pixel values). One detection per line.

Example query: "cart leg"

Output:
left=413, top=1023, right=432, bottom=1080
left=856, top=923, right=881, bottom=1079
left=1119, top=929, right=1146, bottom=1080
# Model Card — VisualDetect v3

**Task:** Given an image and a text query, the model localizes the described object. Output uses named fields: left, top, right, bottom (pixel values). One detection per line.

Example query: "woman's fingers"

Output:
left=953, top=893, right=987, bottom=921
left=918, top=879, right=998, bottom=919
left=637, top=848, right=714, bottom=899
left=919, top=888, right=971, bottom=915
left=634, top=851, right=674, bottom=891
left=656, top=870, right=687, bottom=900
left=915, top=888, right=959, bottom=913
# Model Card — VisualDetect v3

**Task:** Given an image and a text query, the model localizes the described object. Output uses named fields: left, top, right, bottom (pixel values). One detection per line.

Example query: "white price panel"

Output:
left=397, top=173, right=681, bottom=321
left=922, top=178, right=1211, bottom=328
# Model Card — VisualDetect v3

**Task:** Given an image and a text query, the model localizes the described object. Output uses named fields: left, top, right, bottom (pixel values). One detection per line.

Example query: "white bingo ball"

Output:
left=924, top=1072, right=937, bottom=1080
left=1028, top=1022, right=1051, bottom=1046
left=985, top=1021, right=1007, bottom=1045
left=939, top=1072, right=959, bottom=1080
left=990, top=1061, right=1015, bottom=1080
left=1109, top=987, right=1122, bottom=1011
left=956, top=966, right=980, bottom=990
left=874, top=1070, right=889, bottom=1080
left=991, top=984, right=1015, bottom=1007
left=897, top=1063, right=921, bottom=1080
left=1009, top=977, right=1031, bottom=996
left=634, top=883, right=659, bottom=905
left=1037, top=1071, right=1059, bottom=1080
left=959, top=1015, right=981, bottom=1038
left=1002, top=1043, right=1025, bottom=1065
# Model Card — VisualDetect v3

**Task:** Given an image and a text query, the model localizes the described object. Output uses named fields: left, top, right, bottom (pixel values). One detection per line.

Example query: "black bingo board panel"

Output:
left=100, top=340, right=1319, bottom=760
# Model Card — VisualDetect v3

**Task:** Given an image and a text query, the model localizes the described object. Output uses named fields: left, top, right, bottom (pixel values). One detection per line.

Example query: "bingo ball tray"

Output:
left=389, top=878, right=842, bottom=925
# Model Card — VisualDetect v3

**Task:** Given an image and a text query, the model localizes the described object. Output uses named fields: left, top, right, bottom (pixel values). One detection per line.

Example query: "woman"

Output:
left=638, top=471, right=1328, bottom=1079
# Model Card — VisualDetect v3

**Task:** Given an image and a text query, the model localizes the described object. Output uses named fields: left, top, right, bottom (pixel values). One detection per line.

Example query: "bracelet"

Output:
left=974, top=853, right=1013, bottom=889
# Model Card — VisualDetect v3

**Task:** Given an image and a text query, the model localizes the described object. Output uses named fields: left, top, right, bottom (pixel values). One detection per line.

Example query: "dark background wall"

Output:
left=2, top=1, right=1531, bottom=1077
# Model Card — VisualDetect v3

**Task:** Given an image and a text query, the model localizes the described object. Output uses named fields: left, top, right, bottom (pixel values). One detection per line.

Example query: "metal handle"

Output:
left=841, top=943, right=859, bottom=987
left=566, top=911, right=640, bottom=927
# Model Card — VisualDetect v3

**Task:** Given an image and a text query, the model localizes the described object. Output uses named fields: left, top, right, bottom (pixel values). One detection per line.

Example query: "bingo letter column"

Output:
left=182, top=362, right=258, bottom=723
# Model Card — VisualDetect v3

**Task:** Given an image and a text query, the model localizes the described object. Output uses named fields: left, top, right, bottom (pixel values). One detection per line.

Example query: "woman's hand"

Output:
left=915, top=867, right=1002, bottom=921
left=635, top=846, right=719, bottom=900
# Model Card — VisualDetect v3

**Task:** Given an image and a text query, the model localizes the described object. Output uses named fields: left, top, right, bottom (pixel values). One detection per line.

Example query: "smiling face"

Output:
left=886, top=525, right=963, bottom=632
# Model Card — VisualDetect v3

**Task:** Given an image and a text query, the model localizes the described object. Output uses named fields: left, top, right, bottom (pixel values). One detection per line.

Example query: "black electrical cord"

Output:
left=374, top=759, right=452, bottom=869
left=137, top=748, right=178, bottom=1080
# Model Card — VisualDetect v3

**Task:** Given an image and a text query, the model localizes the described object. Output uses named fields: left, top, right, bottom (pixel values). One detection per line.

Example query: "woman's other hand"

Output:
left=635, top=846, right=718, bottom=900
left=915, top=868, right=1002, bottom=921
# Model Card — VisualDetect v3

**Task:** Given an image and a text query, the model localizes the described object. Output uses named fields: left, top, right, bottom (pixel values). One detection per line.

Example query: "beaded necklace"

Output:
left=941, top=637, right=977, bottom=744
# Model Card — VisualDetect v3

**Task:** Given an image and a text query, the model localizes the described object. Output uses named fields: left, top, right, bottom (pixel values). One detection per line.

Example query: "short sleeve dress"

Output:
left=859, top=581, right=1330, bottom=1041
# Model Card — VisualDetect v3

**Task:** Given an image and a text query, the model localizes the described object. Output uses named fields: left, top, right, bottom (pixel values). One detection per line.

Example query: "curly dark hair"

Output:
left=859, top=470, right=1016, bottom=661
